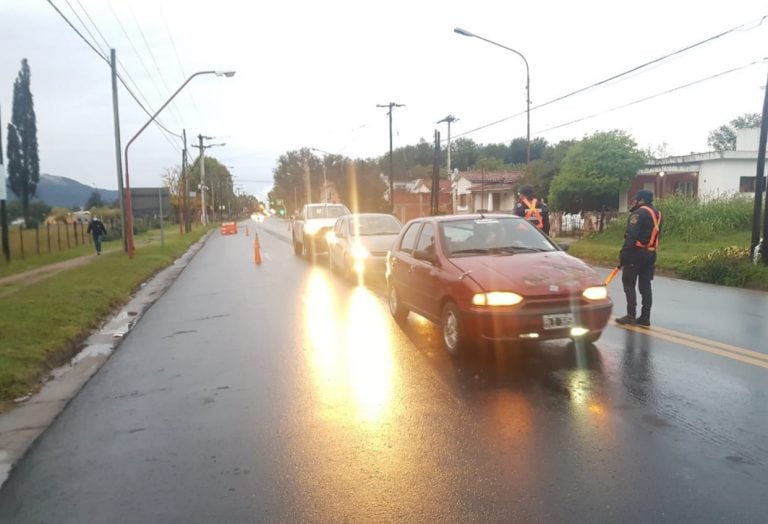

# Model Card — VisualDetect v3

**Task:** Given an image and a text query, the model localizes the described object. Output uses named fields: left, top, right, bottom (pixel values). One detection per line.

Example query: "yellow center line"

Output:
left=619, top=324, right=768, bottom=370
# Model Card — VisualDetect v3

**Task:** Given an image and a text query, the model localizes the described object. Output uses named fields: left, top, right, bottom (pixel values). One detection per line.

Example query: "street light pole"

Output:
left=454, top=28, right=531, bottom=164
left=123, top=70, right=235, bottom=258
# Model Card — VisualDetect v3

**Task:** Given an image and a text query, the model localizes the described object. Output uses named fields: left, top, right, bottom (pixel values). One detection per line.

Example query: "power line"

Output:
left=106, top=0, right=183, bottom=135
left=45, top=0, right=182, bottom=151
left=453, top=14, right=768, bottom=141
left=45, top=0, right=108, bottom=61
left=74, top=0, right=112, bottom=50
left=127, top=4, right=186, bottom=129
left=158, top=0, right=202, bottom=121
left=67, top=0, right=183, bottom=146
left=63, top=0, right=107, bottom=57
left=534, top=58, right=768, bottom=135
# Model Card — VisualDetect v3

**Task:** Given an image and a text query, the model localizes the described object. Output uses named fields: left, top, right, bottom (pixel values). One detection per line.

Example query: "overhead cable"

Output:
left=534, top=58, right=767, bottom=134
left=453, top=14, right=768, bottom=140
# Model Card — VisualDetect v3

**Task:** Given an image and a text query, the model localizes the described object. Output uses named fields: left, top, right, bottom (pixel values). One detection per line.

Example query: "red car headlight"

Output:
left=472, top=292, right=524, bottom=306
left=582, top=286, right=608, bottom=301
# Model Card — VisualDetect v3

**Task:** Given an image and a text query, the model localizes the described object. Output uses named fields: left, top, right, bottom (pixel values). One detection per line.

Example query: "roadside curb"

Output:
left=0, top=230, right=214, bottom=489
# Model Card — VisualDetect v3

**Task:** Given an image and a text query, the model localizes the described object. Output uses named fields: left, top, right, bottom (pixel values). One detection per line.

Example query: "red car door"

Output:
left=389, top=221, right=423, bottom=308
left=408, top=222, right=444, bottom=319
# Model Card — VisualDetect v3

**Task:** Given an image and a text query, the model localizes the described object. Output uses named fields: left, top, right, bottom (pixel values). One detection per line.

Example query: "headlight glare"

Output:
left=304, top=222, right=321, bottom=235
left=472, top=292, right=524, bottom=306
left=351, top=244, right=369, bottom=260
left=582, top=286, right=608, bottom=301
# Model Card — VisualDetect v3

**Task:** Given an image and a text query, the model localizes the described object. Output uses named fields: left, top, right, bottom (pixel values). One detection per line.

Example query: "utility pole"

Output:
left=198, top=134, right=207, bottom=224
left=377, top=102, right=405, bottom=211
left=182, top=129, right=190, bottom=233
left=0, top=105, right=10, bottom=262
left=754, top=71, right=768, bottom=263
left=110, top=49, right=127, bottom=252
left=438, top=114, right=458, bottom=212
left=191, top=135, right=226, bottom=225
left=431, top=130, right=441, bottom=215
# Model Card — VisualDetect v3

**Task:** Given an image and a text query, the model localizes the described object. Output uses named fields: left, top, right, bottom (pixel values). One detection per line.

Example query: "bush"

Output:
left=680, top=246, right=768, bottom=288
left=656, top=195, right=753, bottom=241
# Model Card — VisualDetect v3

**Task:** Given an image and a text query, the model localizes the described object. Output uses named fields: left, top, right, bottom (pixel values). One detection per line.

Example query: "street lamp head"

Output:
left=454, top=27, right=475, bottom=37
left=215, top=70, right=236, bottom=77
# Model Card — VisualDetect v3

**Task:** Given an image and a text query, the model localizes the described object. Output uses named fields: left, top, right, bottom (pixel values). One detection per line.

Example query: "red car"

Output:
left=386, top=214, right=612, bottom=355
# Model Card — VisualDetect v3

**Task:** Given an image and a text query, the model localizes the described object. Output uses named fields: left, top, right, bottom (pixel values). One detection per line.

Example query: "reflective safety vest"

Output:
left=634, top=206, right=662, bottom=251
left=522, top=197, right=543, bottom=229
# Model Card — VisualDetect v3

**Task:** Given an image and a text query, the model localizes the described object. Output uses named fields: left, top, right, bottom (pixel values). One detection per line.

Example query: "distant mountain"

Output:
left=4, top=174, right=118, bottom=208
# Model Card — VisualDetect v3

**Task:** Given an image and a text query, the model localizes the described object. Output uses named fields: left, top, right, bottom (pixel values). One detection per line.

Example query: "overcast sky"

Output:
left=1, top=0, right=767, bottom=200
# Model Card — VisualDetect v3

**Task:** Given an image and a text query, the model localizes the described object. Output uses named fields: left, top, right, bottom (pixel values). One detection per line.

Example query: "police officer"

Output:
left=615, top=189, right=662, bottom=327
left=514, top=184, right=550, bottom=235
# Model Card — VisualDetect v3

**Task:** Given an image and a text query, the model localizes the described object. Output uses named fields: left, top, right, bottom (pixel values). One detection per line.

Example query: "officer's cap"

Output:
left=635, top=189, right=654, bottom=204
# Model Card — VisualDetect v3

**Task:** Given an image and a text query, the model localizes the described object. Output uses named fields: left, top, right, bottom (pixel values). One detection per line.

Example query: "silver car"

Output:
left=328, top=213, right=403, bottom=280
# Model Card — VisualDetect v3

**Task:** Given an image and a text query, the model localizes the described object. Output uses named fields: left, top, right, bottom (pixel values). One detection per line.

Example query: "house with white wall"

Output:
left=452, top=171, right=525, bottom=213
left=623, top=128, right=765, bottom=211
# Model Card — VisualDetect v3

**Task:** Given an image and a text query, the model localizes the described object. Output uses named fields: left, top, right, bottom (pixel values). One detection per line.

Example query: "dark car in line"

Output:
left=327, top=213, right=403, bottom=280
left=385, top=214, right=613, bottom=355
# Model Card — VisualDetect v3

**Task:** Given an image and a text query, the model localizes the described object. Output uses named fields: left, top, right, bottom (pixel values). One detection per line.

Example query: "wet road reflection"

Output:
left=302, top=267, right=396, bottom=425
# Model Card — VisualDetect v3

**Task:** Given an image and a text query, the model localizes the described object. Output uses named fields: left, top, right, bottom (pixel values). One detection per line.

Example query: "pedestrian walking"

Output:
left=87, top=216, right=107, bottom=255
left=615, top=190, right=662, bottom=327
left=514, top=184, right=551, bottom=235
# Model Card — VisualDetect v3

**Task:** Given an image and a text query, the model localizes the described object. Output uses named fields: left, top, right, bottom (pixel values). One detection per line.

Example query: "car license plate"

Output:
left=542, top=313, right=574, bottom=330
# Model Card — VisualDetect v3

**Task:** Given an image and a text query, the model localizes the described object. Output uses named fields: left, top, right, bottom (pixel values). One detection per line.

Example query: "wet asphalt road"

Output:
left=0, top=218, right=767, bottom=523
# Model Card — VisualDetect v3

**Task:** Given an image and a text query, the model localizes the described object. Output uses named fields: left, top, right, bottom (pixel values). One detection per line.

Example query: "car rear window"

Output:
left=306, top=205, right=349, bottom=219
left=351, top=215, right=402, bottom=236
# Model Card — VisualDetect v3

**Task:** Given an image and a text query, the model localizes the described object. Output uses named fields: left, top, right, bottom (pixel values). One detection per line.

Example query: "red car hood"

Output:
left=450, top=251, right=604, bottom=295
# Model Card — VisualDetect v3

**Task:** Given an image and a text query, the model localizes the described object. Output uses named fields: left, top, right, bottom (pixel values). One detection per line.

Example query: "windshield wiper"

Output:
left=494, top=246, right=549, bottom=253
left=450, top=248, right=493, bottom=255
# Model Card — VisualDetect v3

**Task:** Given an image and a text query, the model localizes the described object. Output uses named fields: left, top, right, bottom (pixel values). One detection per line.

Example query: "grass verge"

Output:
left=0, top=225, right=211, bottom=406
left=0, top=225, right=188, bottom=279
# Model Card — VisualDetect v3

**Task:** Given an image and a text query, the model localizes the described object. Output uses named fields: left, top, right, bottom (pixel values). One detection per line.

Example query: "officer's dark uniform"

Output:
left=616, top=190, right=662, bottom=326
left=513, top=185, right=551, bottom=235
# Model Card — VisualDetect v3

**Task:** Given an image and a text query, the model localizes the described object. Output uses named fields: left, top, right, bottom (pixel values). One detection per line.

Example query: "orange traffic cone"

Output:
left=254, top=234, right=262, bottom=265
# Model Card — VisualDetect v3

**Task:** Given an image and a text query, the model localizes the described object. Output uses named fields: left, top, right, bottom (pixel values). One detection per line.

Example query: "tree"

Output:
left=7, top=200, right=50, bottom=224
left=6, top=59, right=40, bottom=224
left=522, top=139, right=576, bottom=199
left=707, top=112, right=762, bottom=151
left=187, top=156, right=235, bottom=220
left=84, top=190, right=104, bottom=209
left=549, top=131, right=647, bottom=212
left=450, top=138, right=480, bottom=171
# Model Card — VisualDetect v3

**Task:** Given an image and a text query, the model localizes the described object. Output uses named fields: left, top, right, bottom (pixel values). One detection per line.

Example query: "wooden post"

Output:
left=19, top=224, right=24, bottom=259
left=35, top=225, right=40, bottom=255
left=66, top=222, right=70, bottom=248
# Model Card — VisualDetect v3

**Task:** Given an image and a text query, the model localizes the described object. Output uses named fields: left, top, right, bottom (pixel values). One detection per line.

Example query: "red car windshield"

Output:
left=440, top=217, right=557, bottom=257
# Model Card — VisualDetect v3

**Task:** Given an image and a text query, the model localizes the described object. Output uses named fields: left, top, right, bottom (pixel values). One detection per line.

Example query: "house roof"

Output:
left=458, top=171, right=525, bottom=184
left=415, top=178, right=452, bottom=193
left=467, top=183, right=517, bottom=192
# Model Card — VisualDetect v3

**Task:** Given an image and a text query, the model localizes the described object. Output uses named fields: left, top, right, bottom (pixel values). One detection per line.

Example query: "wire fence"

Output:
left=549, top=211, right=621, bottom=238
left=4, top=222, right=93, bottom=260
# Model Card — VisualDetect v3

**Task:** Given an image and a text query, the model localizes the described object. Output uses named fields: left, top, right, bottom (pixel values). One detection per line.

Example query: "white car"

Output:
left=328, top=213, right=403, bottom=279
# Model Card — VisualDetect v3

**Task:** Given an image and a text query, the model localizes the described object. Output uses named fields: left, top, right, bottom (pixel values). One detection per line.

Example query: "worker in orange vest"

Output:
left=514, top=185, right=550, bottom=235
left=615, top=190, right=662, bottom=327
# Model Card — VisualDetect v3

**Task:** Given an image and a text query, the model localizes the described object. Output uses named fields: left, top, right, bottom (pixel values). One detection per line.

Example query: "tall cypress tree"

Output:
left=7, top=59, right=40, bottom=223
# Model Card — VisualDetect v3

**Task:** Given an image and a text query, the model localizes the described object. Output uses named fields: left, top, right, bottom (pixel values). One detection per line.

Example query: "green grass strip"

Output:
left=0, top=226, right=211, bottom=403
